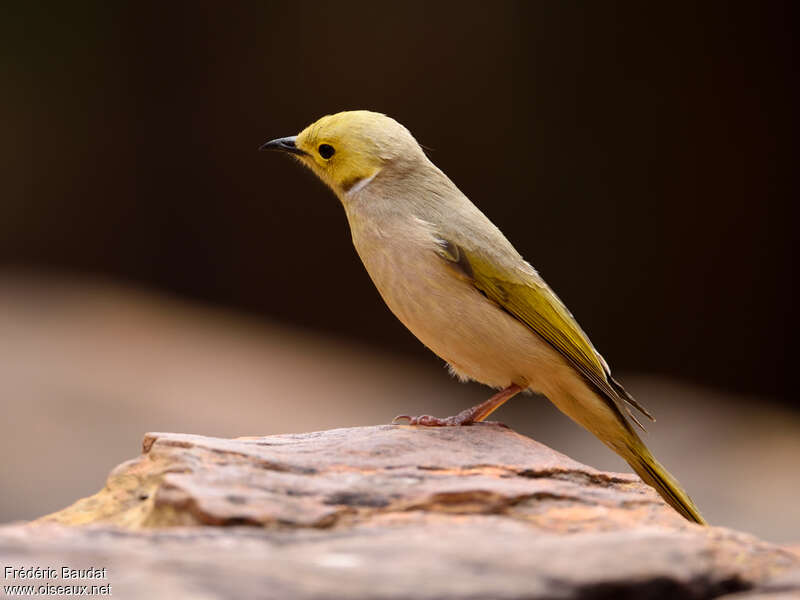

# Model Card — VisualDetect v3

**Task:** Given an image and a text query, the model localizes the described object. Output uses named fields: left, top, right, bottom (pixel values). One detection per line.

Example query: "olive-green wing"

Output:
left=435, top=237, right=653, bottom=430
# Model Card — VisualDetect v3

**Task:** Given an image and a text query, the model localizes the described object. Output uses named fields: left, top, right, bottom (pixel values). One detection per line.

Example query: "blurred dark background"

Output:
left=1, top=2, right=798, bottom=540
left=2, top=0, right=795, bottom=399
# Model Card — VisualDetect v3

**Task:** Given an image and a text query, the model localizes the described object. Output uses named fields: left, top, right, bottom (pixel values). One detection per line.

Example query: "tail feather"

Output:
left=623, top=437, right=706, bottom=524
left=548, top=384, right=705, bottom=524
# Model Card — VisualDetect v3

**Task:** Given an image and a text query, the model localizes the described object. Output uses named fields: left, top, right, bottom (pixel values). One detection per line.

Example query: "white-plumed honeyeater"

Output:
left=261, top=110, right=705, bottom=524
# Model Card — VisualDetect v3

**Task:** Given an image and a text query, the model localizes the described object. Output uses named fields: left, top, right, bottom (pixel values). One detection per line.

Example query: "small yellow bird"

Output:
left=261, top=110, right=705, bottom=524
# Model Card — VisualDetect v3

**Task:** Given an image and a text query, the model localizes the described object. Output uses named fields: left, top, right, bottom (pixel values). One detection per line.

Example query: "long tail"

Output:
left=547, top=384, right=706, bottom=523
left=619, top=434, right=706, bottom=524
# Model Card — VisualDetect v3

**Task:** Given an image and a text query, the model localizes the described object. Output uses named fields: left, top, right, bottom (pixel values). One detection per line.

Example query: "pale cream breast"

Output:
left=345, top=209, right=577, bottom=395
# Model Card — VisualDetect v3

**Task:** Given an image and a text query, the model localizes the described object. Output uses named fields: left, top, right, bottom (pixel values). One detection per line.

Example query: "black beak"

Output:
left=258, top=136, right=306, bottom=156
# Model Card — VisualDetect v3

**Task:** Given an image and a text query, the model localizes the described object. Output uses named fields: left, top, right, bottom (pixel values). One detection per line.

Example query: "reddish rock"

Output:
left=1, top=425, right=797, bottom=599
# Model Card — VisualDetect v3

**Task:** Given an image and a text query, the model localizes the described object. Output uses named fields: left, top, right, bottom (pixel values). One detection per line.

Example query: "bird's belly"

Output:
left=354, top=235, right=572, bottom=393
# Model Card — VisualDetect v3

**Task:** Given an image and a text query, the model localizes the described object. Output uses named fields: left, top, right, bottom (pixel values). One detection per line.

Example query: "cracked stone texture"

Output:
left=1, top=425, right=797, bottom=599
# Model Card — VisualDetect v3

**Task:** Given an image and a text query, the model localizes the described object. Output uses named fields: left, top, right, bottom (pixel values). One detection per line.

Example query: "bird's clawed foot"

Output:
left=391, top=413, right=510, bottom=428
left=391, top=384, right=523, bottom=428
left=391, top=413, right=475, bottom=427
left=391, top=402, right=512, bottom=427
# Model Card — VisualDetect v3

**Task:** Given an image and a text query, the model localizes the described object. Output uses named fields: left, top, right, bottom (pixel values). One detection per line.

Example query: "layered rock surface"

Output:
left=1, top=425, right=797, bottom=599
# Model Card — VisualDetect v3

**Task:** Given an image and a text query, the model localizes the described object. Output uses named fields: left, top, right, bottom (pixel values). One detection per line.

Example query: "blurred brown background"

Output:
left=1, top=2, right=797, bottom=541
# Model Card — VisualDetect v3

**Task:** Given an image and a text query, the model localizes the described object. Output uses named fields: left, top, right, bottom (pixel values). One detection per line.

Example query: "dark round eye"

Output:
left=318, top=143, right=335, bottom=159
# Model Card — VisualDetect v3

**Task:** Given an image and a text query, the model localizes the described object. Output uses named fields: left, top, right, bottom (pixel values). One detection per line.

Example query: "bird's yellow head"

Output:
left=261, top=110, right=424, bottom=196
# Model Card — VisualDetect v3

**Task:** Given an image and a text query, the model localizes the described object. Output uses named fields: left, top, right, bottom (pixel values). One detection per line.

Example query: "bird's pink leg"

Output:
left=392, top=384, right=523, bottom=426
